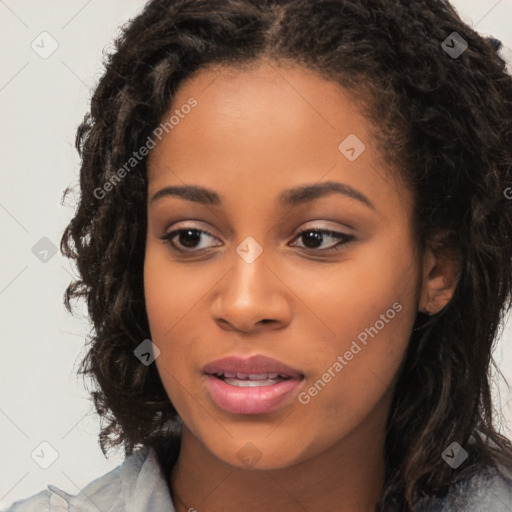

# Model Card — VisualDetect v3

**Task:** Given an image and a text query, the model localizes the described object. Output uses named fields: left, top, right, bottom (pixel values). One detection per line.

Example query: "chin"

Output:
left=205, top=435, right=312, bottom=471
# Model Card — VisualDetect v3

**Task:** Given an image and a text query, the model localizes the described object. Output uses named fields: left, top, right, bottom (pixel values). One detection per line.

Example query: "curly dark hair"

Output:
left=60, top=0, right=512, bottom=509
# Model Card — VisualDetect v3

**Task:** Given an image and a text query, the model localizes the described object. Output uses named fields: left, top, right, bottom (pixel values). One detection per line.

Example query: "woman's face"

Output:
left=144, top=59, right=424, bottom=469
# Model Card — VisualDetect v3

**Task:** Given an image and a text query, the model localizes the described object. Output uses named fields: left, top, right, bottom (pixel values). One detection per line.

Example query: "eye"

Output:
left=160, top=226, right=355, bottom=254
left=160, top=227, right=221, bottom=252
left=289, top=228, right=355, bottom=252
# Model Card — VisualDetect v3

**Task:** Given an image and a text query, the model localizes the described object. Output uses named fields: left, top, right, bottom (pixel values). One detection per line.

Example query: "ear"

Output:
left=418, top=233, right=461, bottom=315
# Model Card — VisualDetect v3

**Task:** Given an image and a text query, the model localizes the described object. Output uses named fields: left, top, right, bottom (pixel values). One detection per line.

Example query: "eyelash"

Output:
left=159, top=226, right=355, bottom=254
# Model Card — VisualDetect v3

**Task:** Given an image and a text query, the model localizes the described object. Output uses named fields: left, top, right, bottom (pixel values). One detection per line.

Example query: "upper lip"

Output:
left=203, top=355, right=304, bottom=379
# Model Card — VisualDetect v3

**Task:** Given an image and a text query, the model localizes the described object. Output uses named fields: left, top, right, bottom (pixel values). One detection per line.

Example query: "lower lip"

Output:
left=204, top=375, right=303, bottom=415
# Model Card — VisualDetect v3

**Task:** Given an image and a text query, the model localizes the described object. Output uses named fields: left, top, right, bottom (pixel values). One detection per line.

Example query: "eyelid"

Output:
left=290, top=227, right=355, bottom=251
left=161, top=220, right=220, bottom=240
left=160, top=224, right=221, bottom=249
left=291, top=220, right=354, bottom=237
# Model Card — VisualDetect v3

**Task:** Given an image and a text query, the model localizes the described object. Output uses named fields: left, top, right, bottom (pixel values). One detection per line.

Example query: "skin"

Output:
left=144, top=58, right=459, bottom=512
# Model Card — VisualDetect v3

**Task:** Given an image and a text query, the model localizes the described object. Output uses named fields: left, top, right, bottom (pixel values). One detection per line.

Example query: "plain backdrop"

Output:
left=1, top=0, right=512, bottom=508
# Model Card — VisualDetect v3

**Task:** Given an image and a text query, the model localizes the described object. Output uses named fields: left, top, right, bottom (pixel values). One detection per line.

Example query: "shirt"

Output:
left=2, top=445, right=512, bottom=511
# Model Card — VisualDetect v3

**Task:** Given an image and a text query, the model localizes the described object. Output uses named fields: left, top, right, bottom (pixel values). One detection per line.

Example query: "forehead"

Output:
left=148, top=59, right=375, bottom=173
left=145, top=58, right=409, bottom=220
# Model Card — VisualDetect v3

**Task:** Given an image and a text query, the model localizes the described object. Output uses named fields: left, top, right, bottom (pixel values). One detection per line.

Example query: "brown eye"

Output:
left=291, top=229, right=354, bottom=251
left=160, top=228, right=221, bottom=252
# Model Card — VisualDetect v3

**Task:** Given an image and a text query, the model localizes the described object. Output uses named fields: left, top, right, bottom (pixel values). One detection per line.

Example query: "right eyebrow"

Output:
left=150, top=185, right=221, bottom=206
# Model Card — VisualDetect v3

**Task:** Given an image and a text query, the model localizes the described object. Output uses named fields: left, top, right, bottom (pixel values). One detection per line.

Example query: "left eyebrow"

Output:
left=278, top=181, right=375, bottom=210
left=149, top=180, right=375, bottom=211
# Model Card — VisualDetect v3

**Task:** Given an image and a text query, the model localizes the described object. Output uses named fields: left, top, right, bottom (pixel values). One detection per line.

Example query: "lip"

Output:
left=203, top=355, right=303, bottom=378
left=203, top=355, right=304, bottom=415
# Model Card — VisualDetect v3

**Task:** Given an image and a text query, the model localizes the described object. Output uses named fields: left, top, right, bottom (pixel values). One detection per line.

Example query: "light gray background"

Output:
left=1, top=0, right=512, bottom=508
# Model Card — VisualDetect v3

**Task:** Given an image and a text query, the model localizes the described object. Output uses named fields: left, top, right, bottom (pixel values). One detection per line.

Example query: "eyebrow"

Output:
left=150, top=181, right=375, bottom=210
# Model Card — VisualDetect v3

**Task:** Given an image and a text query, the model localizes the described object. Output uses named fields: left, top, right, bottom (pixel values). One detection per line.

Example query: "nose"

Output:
left=210, top=248, right=292, bottom=334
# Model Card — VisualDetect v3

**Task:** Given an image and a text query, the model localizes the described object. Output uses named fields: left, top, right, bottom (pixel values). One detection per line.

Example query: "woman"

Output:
left=5, top=0, right=512, bottom=510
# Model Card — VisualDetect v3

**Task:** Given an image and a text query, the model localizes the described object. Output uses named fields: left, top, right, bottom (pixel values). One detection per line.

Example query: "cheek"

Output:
left=289, top=241, right=418, bottom=349
left=143, top=241, right=227, bottom=411
left=143, top=250, right=194, bottom=419
left=292, top=239, right=420, bottom=417
left=143, top=241, right=213, bottom=342
left=143, top=244, right=198, bottom=380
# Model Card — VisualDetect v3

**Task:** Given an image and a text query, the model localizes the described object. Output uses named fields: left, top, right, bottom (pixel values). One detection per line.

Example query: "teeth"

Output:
left=223, top=377, right=278, bottom=387
left=215, top=372, right=290, bottom=382
left=240, top=373, right=270, bottom=380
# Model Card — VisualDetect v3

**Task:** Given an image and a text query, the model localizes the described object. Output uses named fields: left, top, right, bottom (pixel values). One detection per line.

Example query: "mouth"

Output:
left=203, top=354, right=303, bottom=379
left=208, top=371, right=295, bottom=387
left=202, top=355, right=304, bottom=415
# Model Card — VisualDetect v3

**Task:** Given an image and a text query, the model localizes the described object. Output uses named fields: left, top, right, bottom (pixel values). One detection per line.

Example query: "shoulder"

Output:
left=1, top=446, right=174, bottom=512
left=415, top=463, right=512, bottom=512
